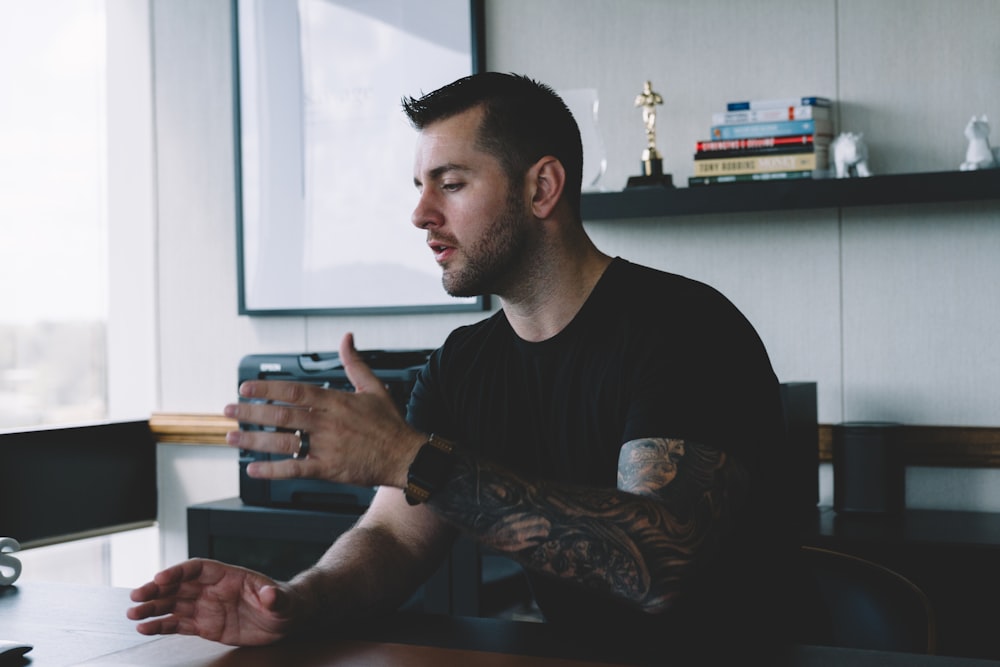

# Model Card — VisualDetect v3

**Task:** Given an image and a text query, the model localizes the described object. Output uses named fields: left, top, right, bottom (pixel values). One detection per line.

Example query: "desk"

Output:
left=3, top=581, right=1000, bottom=666
left=0, top=582, right=149, bottom=667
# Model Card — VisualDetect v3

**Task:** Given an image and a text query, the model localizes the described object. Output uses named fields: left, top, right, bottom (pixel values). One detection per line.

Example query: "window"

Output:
left=0, top=0, right=108, bottom=428
left=0, top=0, right=158, bottom=585
left=0, top=0, right=156, bottom=429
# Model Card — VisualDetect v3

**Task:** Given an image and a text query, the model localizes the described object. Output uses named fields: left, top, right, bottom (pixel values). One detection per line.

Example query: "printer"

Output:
left=237, top=349, right=432, bottom=511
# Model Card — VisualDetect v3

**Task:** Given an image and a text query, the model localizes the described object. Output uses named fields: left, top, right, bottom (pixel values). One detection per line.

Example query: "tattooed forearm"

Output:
left=425, top=438, right=750, bottom=613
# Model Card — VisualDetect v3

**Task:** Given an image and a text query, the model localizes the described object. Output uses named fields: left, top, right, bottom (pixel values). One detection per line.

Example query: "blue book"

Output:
left=727, top=96, right=832, bottom=111
left=710, top=118, right=833, bottom=140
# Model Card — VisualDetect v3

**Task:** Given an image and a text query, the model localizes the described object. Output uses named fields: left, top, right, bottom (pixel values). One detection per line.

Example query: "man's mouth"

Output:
left=428, top=240, right=456, bottom=263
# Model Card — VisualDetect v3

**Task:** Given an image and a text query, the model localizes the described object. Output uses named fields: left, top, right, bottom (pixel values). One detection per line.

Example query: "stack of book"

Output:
left=689, top=96, right=834, bottom=186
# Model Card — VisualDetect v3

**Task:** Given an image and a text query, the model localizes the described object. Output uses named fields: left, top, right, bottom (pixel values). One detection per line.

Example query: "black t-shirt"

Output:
left=407, top=257, right=796, bottom=653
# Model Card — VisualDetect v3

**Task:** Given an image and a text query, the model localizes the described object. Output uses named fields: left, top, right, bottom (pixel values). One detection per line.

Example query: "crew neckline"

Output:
left=505, top=257, right=627, bottom=354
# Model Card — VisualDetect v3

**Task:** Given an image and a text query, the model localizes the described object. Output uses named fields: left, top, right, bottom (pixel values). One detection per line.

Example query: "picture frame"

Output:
left=233, top=0, right=488, bottom=315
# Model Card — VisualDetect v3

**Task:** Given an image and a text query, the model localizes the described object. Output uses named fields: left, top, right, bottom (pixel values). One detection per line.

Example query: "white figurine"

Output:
left=959, top=115, right=1000, bottom=171
left=831, top=132, right=872, bottom=178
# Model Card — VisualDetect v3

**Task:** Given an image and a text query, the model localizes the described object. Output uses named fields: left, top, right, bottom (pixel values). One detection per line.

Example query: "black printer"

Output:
left=237, top=349, right=432, bottom=511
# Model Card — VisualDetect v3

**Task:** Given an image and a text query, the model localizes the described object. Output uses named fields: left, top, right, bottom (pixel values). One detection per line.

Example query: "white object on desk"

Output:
left=0, top=538, right=21, bottom=587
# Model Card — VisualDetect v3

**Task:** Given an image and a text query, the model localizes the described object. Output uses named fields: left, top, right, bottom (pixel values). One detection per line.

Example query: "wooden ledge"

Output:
left=818, top=424, right=1000, bottom=467
left=148, top=413, right=1000, bottom=467
left=149, top=412, right=236, bottom=445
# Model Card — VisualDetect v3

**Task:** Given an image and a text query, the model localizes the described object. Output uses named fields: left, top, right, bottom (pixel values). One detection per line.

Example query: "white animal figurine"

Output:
left=959, top=115, right=1000, bottom=171
left=831, top=132, right=872, bottom=178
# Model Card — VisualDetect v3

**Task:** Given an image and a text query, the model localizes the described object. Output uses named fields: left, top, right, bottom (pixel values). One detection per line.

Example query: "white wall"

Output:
left=157, top=444, right=239, bottom=567
left=148, top=0, right=1000, bottom=558
left=107, top=0, right=158, bottom=422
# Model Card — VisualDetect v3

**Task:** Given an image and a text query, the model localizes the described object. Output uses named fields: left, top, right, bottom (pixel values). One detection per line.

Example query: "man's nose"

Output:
left=411, top=191, right=441, bottom=230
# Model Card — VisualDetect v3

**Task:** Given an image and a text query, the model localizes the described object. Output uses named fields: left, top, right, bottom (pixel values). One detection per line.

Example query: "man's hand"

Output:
left=126, top=559, right=302, bottom=646
left=224, top=333, right=426, bottom=489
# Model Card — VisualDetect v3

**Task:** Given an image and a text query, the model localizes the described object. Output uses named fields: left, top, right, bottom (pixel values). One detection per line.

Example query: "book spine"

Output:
left=711, top=105, right=830, bottom=125
left=695, top=140, right=824, bottom=160
left=692, top=152, right=826, bottom=176
left=710, top=119, right=833, bottom=140
left=688, top=170, right=816, bottom=186
left=726, top=96, right=832, bottom=111
left=695, top=134, right=819, bottom=152
left=694, top=146, right=817, bottom=160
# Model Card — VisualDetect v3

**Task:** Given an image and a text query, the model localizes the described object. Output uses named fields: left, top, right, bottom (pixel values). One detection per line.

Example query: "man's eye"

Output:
left=442, top=182, right=464, bottom=192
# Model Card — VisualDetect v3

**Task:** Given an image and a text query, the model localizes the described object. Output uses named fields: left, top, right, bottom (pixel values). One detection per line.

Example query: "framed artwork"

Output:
left=233, top=0, right=488, bottom=315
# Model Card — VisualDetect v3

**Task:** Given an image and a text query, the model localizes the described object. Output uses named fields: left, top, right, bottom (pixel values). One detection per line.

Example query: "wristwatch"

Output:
left=404, top=434, right=456, bottom=506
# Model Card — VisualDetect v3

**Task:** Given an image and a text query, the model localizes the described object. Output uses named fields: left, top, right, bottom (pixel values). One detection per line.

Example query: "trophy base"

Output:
left=626, top=156, right=674, bottom=189
left=625, top=173, right=675, bottom=189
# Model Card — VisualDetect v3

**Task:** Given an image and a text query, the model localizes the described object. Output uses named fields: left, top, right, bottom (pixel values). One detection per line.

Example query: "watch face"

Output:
left=405, top=438, right=456, bottom=505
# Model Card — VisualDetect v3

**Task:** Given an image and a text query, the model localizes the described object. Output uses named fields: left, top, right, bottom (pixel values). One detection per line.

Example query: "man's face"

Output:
left=411, top=106, right=531, bottom=297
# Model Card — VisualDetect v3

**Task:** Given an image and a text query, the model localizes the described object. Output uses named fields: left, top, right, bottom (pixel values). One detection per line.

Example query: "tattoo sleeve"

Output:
left=425, top=438, right=750, bottom=614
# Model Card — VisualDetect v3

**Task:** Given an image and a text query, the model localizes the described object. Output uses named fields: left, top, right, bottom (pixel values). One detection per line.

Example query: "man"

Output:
left=129, top=73, right=797, bottom=658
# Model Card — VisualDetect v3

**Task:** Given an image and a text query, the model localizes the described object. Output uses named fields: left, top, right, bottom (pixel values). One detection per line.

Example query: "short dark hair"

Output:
left=402, top=72, right=583, bottom=217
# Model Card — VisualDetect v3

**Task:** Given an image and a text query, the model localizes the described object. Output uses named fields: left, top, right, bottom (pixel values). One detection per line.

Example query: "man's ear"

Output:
left=526, top=156, right=566, bottom=219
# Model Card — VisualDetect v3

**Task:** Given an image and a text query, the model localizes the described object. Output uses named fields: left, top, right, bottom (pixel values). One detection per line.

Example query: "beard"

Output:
left=441, top=187, right=533, bottom=298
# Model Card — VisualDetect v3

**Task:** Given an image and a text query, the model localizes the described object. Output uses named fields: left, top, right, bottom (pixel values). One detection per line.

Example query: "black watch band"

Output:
left=404, top=434, right=456, bottom=506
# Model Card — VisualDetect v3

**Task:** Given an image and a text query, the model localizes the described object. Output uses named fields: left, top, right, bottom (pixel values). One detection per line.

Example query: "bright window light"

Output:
left=0, top=0, right=109, bottom=428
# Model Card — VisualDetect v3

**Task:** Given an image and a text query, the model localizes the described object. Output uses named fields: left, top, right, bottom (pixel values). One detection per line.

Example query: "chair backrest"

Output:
left=798, top=545, right=936, bottom=654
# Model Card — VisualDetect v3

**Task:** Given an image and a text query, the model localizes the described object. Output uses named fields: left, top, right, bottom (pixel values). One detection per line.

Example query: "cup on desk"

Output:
left=0, top=537, right=22, bottom=586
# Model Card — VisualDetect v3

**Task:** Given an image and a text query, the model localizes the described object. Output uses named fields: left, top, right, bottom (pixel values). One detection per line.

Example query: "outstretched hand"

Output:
left=224, top=332, right=427, bottom=489
left=127, top=559, right=304, bottom=646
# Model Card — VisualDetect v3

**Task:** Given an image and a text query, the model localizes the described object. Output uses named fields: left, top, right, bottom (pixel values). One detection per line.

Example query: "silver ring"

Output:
left=293, top=430, right=310, bottom=459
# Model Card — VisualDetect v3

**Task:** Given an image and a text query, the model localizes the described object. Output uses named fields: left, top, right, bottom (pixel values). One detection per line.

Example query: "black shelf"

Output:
left=581, top=169, right=1000, bottom=220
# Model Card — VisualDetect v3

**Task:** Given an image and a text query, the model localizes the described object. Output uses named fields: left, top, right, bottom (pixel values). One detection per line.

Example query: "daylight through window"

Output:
left=0, top=0, right=109, bottom=428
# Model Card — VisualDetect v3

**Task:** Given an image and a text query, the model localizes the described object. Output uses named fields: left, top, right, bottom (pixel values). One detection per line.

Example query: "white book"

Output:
left=726, top=96, right=832, bottom=111
left=712, top=105, right=831, bottom=125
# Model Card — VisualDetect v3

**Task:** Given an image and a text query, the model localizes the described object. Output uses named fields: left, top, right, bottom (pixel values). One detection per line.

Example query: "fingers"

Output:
left=259, top=584, right=288, bottom=614
left=128, top=560, right=292, bottom=645
left=223, top=333, right=409, bottom=488
left=227, top=386, right=314, bottom=430
left=130, top=580, right=165, bottom=604
left=226, top=429, right=303, bottom=459
left=127, top=561, right=207, bottom=626
left=135, top=617, right=183, bottom=636
left=225, top=429, right=324, bottom=479
left=339, top=333, right=390, bottom=397
left=243, top=454, right=321, bottom=480
left=134, top=609, right=200, bottom=637
left=224, top=333, right=388, bottom=445
left=130, top=560, right=203, bottom=603
left=237, top=378, right=311, bottom=405
left=127, top=596, right=177, bottom=621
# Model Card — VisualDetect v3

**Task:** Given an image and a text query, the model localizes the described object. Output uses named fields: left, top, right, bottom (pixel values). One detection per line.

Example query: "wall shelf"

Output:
left=581, top=169, right=1000, bottom=220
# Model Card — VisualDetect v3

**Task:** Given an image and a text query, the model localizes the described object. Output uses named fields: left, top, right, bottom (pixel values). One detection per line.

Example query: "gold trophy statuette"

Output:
left=626, top=80, right=674, bottom=188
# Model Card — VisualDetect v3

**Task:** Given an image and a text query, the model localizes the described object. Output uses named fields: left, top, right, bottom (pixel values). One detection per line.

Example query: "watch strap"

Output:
left=404, top=434, right=456, bottom=506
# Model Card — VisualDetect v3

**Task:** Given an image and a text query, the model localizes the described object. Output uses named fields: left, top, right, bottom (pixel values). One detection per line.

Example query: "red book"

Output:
left=695, top=134, right=817, bottom=153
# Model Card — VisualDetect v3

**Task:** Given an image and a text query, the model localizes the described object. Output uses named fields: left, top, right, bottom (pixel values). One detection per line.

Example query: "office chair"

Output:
left=797, top=545, right=936, bottom=654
